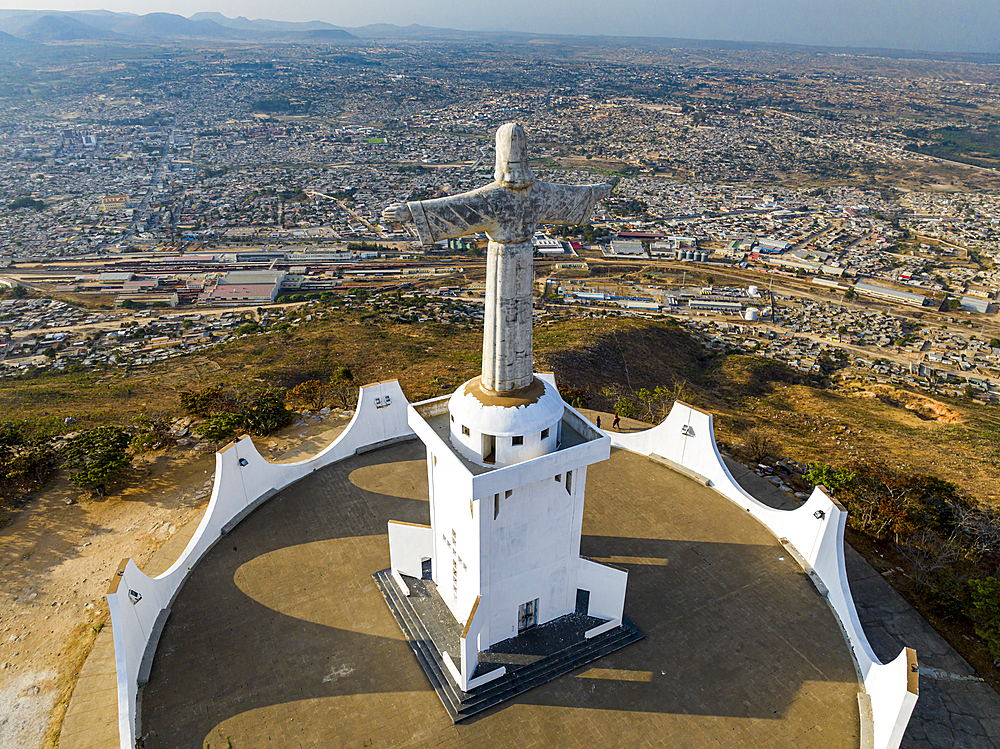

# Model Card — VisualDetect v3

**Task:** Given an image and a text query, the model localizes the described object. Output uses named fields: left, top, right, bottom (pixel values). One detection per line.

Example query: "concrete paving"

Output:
left=60, top=437, right=1000, bottom=748
left=725, top=457, right=1000, bottom=749
left=849, top=552, right=1000, bottom=748
left=58, top=628, right=117, bottom=749
left=137, top=441, right=860, bottom=749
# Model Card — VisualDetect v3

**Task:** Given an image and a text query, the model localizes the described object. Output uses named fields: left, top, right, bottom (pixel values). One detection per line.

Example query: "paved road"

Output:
left=122, top=117, right=177, bottom=244
left=726, top=460, right=1000, bottom=749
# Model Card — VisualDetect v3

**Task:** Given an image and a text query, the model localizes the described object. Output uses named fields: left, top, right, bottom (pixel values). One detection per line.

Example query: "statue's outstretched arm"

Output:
left=537, top=182, right=612, bottom=226
left=382, top=203, right=412, bottom=223
left=384, top=188, right=495, bottom=245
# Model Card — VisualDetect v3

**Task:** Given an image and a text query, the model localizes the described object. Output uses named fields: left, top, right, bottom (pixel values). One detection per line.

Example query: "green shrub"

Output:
left=0, top=444, right=56, bottom=497
left=288, top=379, right=327, bottom=410
left=969, top=578, right=1000, bottom=661
left=806, top=462, right=857, bottom=494
left=239, top=389, right=293, bottom=435
left=63, top=426, right=132, bottom=490
left=805, top=458, right=963, bottom=542
left=327, top=364, right=356, bottom=409
left=180, top=385, right=227, bottom=416
left=199, top=413, right=243, bottom=442
left=128, top=413, right=169, bottom=454
left=191, top=387, right=293, bottom=441
left=0, top=417, right=80, bottom=498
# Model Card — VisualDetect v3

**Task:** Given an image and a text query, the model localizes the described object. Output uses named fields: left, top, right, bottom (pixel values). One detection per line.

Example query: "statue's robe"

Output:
left=406, top=181, right=606, bottom=393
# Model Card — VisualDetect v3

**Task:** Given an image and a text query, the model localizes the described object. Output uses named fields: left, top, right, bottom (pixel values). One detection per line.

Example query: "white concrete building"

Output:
left=381, top=124, right=633, bottom=701
left=402, top=375, right=618, bottom=649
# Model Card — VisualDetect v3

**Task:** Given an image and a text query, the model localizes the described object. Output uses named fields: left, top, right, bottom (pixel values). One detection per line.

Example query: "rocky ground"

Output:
left=0, top=409, right=351, bottom=749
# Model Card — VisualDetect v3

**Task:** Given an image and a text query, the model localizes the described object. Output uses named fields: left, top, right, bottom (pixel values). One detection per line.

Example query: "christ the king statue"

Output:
left=382, top=123, right=612, bottom=396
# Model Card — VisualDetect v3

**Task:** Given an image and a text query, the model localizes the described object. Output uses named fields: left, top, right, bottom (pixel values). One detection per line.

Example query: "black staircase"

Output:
left=373, top=568, right=644, bottom=722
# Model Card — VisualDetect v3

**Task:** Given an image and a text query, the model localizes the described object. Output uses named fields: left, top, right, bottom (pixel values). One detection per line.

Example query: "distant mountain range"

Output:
left=0, top=28, right=35, bottom=48
left=0, top=9, right=358, bottom=43
left=0, top=9, right=997, bottom=64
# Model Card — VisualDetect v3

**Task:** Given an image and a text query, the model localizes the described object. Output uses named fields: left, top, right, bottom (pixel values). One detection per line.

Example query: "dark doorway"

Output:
left=482, top=433, right=496, bottom=464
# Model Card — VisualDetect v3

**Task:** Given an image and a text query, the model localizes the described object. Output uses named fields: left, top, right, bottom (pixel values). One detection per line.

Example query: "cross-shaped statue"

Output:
left=383, top=123, right=611, bottom=396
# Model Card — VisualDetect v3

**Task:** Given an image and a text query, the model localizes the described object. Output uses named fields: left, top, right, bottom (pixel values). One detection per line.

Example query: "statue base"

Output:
left=373, top=569, right=644, bottom=723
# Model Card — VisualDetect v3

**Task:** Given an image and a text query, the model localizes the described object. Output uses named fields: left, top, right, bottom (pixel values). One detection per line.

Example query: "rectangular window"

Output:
left=512, top=435, right=523, bottom=446
left=566, top=470, right=573, bottom=494
left=482, top=433, right=496, bottom=464
left=518, top=598, right=539, bottom=632
left=541, top=428, right=549, bottom=440
left=505, top=489, right=513, bottom=499
left=555, top=474, right=562, bottom=482
left=494, top=493, right=500, bottom=520
left=462, top=425, right=470, bottom=436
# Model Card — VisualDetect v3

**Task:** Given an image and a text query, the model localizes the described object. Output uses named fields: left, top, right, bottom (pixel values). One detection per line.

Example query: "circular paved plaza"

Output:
left=141, top=440, right=861, bottom=749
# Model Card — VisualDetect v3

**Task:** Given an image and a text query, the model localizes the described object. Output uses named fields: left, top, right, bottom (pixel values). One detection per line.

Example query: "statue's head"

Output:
left=494, top=122, right=535, bottom=188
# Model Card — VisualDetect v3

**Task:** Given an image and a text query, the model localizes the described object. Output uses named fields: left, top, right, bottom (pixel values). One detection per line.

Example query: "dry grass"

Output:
left=4, top=310, right=997, bottom=508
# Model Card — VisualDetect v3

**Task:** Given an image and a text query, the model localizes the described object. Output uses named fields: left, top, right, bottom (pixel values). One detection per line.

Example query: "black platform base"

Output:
left=373, top=568, right=644, bottom=722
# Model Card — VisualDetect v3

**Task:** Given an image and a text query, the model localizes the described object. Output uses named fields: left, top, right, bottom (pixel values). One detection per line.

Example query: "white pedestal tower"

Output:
left=380, top=124, right=635, bottom=705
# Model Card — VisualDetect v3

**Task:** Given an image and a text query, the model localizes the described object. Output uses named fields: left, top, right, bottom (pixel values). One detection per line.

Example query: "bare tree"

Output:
left=896, top=527, right=961, bottom=594
left=743, top=427, right=778, bottom=464
left=954, top=503, right=1000, bottom=561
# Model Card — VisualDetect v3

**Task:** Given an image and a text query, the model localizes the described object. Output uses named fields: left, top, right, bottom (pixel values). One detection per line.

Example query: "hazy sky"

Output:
left=3, top=0, right=1000, bottom=54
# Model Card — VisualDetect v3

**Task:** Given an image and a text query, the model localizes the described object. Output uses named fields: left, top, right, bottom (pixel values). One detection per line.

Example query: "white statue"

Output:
left=383, top=123, right=611, bottom=394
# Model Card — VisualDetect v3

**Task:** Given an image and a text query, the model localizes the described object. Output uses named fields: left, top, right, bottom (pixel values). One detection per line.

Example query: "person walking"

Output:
left=596, top=416, right=602, bottom=429
left=612, top=413, right=621, bottom=430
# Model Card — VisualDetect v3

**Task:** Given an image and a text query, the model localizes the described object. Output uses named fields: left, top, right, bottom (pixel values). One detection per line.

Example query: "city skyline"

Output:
left=1, top=0, right=999, bottom=54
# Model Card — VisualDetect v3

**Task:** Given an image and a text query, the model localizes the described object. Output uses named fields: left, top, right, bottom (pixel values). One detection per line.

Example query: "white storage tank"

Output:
left=748, top=285, right=759, bottom=297
left=744, top=307, right=760, bottom=322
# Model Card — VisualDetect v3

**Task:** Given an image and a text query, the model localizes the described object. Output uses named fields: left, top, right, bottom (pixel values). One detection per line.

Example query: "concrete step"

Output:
left=458, top=623, right=644, bottom=712
left=374, top=570, right=462, bottom=716
left=374, top=569, right=644, bottom=722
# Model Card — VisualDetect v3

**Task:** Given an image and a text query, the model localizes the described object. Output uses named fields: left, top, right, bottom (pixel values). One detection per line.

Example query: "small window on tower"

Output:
left=512, top=435, right=523, bottom=446
left=518, top=598, right=539, bottom=632
left=505, top=489, right=513, bottom=499
left=462, top=425, right=470, bottom=436
left=541, top=428, right=550, bottom=440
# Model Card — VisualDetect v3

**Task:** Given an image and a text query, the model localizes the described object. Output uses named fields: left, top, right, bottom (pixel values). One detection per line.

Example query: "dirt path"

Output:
left=0, top=411, right=350, bottom=749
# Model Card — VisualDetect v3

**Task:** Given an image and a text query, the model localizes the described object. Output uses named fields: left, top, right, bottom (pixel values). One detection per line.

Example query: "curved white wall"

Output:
left=610, top=401, right=918, bottom=749
left=105, top=380, right=414, bottom=749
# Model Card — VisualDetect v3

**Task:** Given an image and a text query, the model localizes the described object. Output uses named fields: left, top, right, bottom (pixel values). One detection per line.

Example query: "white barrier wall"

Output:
left=105, top=380, right=414, bottom=749
left=577, top=557, right=627, bottom=622
left=387, top=521, right=433, bottom=580
left=576, top=557, right=628, bottom=639
left=611, top=401, right=918, bottom=749
left=459, top=596, right=507, bottom=691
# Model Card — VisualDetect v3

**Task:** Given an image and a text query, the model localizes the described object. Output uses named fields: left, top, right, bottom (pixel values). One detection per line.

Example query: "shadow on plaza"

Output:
left=139, top=442, right=858, bottom=747
left=501, top=533, right=859, bottom=720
